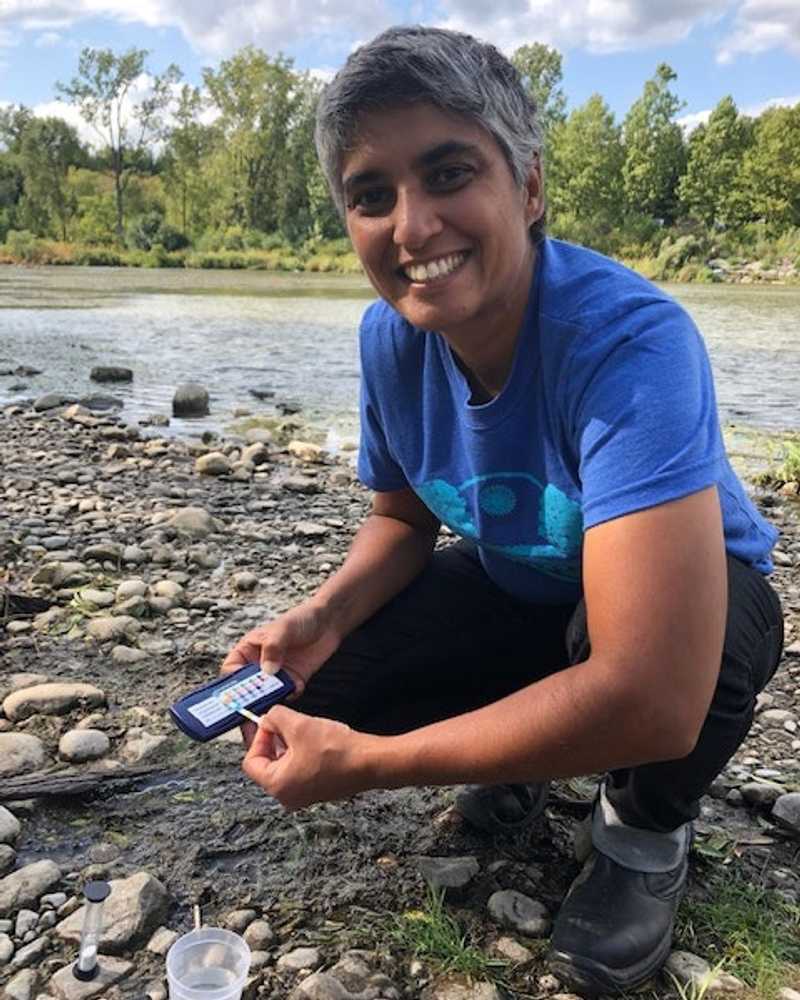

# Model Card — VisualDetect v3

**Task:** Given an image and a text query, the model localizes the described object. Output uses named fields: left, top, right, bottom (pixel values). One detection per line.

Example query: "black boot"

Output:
left=547, top=784, right=690, bottom=995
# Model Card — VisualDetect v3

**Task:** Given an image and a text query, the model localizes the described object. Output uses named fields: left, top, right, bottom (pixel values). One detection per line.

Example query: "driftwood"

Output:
left=0, top=764, right=166, bottom=801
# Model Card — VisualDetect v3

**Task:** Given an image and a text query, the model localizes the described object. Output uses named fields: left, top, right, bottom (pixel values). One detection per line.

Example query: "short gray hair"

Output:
left=315, top=25, right=545, bottom=242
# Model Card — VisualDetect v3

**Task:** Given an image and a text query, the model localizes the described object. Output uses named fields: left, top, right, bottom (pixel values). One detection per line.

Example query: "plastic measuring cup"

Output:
left=166, top=928, right=251, bottom=999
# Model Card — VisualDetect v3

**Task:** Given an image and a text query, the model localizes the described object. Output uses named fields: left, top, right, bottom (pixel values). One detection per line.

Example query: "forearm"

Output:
left=367, top=654, right=690, bottom=790
left=310, top=512, right=436, bottom=639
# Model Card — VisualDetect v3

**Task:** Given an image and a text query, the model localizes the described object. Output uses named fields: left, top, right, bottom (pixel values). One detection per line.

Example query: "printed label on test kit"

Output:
left=188, top=672, right=284, bottom=727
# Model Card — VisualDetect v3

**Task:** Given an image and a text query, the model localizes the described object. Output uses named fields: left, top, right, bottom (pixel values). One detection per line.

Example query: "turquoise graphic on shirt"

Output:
left=416, top=473, right=583, bottom=582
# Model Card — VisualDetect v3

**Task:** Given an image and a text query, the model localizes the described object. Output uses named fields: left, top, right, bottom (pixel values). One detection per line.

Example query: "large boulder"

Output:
left=56, top=872, right=169, bottom=953
left=173, top=383, right=209, bottom=418
left=90, top=366, right=133, bottom=383
left=2, top=683, right=106, bottom=722
left=0, top=733, right=46, bottom=777
left=0, top=861, right=62, bottom=917
left=167, top=507, right=219, bottom=538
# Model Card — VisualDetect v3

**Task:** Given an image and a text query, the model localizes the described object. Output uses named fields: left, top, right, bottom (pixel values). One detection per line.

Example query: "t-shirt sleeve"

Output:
left=568, top=298, right=726, bottom=529
left=356, top=305, right=409, bottom=492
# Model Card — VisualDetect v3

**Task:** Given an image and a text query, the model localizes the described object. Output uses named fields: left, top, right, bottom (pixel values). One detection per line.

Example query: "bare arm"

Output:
left=312, top=486, right=441, bottom=640
left=368, top=486, right=728, bottom=787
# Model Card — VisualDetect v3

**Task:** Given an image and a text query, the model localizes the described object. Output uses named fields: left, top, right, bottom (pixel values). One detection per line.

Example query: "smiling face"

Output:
left=342, top=103, right=544, bottom=345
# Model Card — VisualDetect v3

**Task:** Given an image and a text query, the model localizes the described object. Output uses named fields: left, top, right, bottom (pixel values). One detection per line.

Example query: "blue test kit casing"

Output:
left=169, top=662, right=295, bottom=742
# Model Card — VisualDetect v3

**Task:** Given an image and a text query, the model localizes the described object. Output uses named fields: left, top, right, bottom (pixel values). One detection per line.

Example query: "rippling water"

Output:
left=0, top=266, right=798, bottom=449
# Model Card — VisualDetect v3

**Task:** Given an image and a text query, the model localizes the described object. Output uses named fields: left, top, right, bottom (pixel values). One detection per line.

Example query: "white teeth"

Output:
left=405, top=252, right=466, bottom=283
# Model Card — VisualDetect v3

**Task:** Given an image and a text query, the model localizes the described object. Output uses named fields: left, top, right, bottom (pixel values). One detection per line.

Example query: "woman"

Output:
left=221, top=26, right=783, bottom=994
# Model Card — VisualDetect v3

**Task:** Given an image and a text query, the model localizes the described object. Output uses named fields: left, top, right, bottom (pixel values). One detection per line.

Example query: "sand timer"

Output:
left=72, top=880, right=111, bottom=981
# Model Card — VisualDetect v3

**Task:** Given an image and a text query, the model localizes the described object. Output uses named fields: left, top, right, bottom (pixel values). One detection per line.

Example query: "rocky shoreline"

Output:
left=1, top=398, right=799, bottom=1000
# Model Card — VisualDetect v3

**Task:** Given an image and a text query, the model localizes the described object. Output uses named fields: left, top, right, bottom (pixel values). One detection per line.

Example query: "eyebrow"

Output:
left=343, top=140, right=481, bottom=194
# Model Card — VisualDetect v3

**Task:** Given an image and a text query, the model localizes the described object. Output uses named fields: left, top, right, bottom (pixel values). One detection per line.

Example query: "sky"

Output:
left=0, top=0, right=799, bottom=145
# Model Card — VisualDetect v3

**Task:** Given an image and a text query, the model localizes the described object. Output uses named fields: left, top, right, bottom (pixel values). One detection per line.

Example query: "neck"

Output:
left=443, top=244, right=537, bottom=400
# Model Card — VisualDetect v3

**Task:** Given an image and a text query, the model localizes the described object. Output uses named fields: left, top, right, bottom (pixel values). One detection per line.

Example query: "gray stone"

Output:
left=740, top=781, right=785, bottom=807
left=4, top=969, right=38, bottom=1000
left=86, top=616, right=138, bottom=643
left=33, top=393, right=73, bottom=412
left=233, top=571, right=258, bottom=593
left=243, top=919, right=274, bottom=949
left=151, top=580, right=185, bottom=604
left=0, top=931, right=14, bottom=964
left=122, top=545, right=146, bottom=564
left=760, top=709, right=797, bottom=726
left=111, top=645, right=148, bottom=666
left=0, top=846, right=16, bottom=876
left=90, top=366, right=133, bottom=383
left=3, top=683, right=106, bottom=722
left=223, top=909, right=257, bottom=933
left=277, top=947, right=322, bottom=972
left=0, top=674, right=50, bottom=702
left=772, top=793, right=800, bottom=834
left=491, top=936, right=534, bottom=964
left=78, top=589, right=115, bottom=609
left=664, top=950, right=712, bottom=989
left=56, top=872, right=169, bottom=953
left=487, top=890, right=550, bottom=937
left=146, top=925, right=179, bottom=955
left=58, top=730, right=110, bottom=764
left=48, top=956, right=132, bottom=998
left=241, top=442, right=270, bottom=466
left=118, top=730, right=168, bottom=764
left=81, top=542, right=123, bottom=563
left=422, top=982, right=503, bottom=1000
left=283, top=475, right=321, bottom=495
left=168, top=507, right=219, bottom=537
left=287, top=441, right=325, bottom=463
left=9, top=934, right=49, bottom=970
left=195, top=452, right=231, bottom=476
left=0, top=861, right=62, bottom=918
left=40, top=893, right=68, bottom=910
left=417, top=856, right=480, bottom=896
left=778, top=990, right=800, bottom=1000
left=115, top=579, right=147, bottom=602
left=173, top=382, right=209, bottom=417
left=0, top=732, right=45, bottom=778
left=294, top=521, right=329, bottom=538
left=15, top=910, right=38, bottom=939
left=29, top=562, right=88, bottom=589
left=0, top=733, right=46, bottom=778
left=0, top=807, right=21, bottom=845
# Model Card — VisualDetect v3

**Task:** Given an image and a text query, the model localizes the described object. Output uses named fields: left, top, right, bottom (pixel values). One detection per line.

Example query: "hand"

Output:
left=242, top=705, right=376, bottom=810
left=220, top=600, right=342, bottom=745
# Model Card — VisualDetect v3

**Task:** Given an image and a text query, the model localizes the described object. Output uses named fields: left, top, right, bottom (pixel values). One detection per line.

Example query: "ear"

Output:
left=523, top=157, right=545, bottom=227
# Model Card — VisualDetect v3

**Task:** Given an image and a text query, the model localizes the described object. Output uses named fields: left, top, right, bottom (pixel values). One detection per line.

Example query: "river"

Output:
left=1, top=266, right=798, bottom=454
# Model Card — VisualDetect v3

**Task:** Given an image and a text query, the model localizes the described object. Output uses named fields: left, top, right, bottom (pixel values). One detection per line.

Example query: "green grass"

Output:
left=676, top=873, right=800, bottom=998
left=389, top=885, right=508, bottom=981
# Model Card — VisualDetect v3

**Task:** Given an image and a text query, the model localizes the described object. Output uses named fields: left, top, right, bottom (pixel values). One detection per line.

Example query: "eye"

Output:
left=348, top=187, right=394, bottom=214
left=428, top=164, right=473, bottom=190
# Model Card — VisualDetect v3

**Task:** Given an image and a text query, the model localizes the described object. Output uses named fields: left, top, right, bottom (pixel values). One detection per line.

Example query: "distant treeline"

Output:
left=1, top=43, right=799, bottom=279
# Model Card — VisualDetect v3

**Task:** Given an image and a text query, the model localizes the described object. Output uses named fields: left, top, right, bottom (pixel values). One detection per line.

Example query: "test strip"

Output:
left=215, top=692, right=261, bottom=725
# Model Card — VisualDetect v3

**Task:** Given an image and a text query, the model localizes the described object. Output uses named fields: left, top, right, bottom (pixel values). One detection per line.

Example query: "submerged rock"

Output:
left=173, top=382, right=209, bottom=417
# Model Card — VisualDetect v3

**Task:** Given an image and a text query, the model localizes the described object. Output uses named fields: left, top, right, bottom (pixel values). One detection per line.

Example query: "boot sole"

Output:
left=547, top=929, right=674, bottom=997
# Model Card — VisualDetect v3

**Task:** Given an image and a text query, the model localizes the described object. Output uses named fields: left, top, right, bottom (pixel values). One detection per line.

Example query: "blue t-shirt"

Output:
left=357, top=238, right=778, bottom=605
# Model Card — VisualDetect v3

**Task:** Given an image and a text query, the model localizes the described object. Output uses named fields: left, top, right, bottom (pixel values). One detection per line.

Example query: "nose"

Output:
left=392, top=186, right=443, bottom=249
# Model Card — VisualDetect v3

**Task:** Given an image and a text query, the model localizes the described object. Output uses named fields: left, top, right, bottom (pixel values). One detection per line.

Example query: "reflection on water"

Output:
left=0, top=266, right=798, bottom=448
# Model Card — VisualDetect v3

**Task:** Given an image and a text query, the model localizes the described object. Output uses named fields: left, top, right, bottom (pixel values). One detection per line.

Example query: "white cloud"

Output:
left=434, top=0, right=731, bottom=54
left=717, top=0, right=800, bottom=62
left=677, top=93, right=800, bottom=134
left=34, top=31, right=62, bottom=47
left=0, top=0, right=396, bottom=57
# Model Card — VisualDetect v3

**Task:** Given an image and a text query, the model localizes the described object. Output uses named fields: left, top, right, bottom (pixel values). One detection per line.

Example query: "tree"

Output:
left=161, top=85, right=218, bottom=236
left=57, top=47, right=181, bottom=242
left=19, top=117, right=83, bottom=240
left=678, top=97, right=753, bottom=228
left=734, top=105, right=800, bottom=234
left=547, top=94, right=625, bottom=244
left=511, top=43, right=567, bottom=138
left=622, top=64, right=686, bottom=224
left=203, top=47, right=298, bottom=233
left=0, top=105, right=33, bottom=154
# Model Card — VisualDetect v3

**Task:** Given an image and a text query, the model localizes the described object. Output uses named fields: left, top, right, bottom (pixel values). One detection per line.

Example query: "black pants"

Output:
left=293, top=542, right=784, bottom=832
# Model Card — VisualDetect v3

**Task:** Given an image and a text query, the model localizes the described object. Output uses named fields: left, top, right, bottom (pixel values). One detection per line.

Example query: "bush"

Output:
left=5, top=229, right=39, bottom=262
left=73, top=246, right=123, bottom=266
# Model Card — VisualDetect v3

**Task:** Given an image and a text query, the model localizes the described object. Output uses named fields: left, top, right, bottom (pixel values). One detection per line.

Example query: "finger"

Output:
left=238, top=720, right=257, bottom=749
